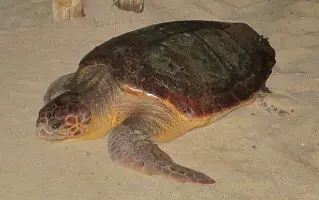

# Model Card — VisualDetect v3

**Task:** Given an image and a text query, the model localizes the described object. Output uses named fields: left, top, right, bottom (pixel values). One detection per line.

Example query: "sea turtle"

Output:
left=36, top=20, right=276, bottom=184
left=113, top=0, right=144, bottom=13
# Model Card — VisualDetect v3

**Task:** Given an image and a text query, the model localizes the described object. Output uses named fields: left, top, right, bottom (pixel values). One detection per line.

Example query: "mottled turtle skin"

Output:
left=113, top=0, right=144, bottom=13
left=36, top=20, right=276, bottom=184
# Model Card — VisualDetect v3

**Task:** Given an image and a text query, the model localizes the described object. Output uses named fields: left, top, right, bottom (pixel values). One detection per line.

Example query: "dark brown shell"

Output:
left=79, top=20, right=276, bottom=117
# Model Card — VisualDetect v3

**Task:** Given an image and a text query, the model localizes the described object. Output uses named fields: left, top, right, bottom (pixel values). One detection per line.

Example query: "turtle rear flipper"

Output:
left=108, top=123, right=215, bottom=184
left=113, top=0, right=144, bottom=13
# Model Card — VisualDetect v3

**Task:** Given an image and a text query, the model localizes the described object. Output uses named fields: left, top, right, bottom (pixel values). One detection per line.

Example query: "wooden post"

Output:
left=52, top=0, right=85, bottom=22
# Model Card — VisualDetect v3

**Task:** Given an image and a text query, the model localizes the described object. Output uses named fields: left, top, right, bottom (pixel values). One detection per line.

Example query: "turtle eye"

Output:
left=49, top=119, right=63, bottom=130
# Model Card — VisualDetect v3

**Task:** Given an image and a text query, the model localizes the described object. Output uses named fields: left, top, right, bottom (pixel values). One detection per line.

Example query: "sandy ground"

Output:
left=0, top=0, right=319, bottom=199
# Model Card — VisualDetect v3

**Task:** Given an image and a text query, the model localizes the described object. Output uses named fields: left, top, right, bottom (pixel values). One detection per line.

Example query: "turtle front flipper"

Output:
left=43, top=73, right=75, bottom=104
left=108, top=123, right=215, bottom=184
left=113, top=0, right=144, bottom=13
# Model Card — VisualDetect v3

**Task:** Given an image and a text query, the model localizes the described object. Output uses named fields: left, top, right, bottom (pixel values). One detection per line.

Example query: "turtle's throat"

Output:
left=80, top=92, right=132, bottom=140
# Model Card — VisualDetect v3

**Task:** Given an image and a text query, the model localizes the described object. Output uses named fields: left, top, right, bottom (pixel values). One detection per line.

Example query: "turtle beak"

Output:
left=36, top=126, right=67, bottom=141
left=36, top=127, right=50, bottom=139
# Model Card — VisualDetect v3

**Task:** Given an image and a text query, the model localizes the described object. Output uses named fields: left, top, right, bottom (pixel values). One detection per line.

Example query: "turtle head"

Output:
left=36, top=91, right=92, bottom=141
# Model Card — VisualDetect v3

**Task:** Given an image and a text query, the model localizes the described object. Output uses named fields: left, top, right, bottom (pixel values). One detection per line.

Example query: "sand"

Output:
left=1, top=0, right=318, bottom=199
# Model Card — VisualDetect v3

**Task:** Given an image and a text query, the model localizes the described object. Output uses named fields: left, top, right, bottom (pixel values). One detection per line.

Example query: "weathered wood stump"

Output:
left=113, top=0, right=144, bottom=13
left=52, top=0, right=85, bottom=22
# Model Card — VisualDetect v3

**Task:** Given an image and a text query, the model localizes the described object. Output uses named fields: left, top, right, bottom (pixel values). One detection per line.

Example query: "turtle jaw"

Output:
left=36, top=124, right=69, bottom=141
left=36, top=125, right=88, bottom=141
left=35, top=118, right=90, bottom=141
left=35, top=116, right=92, bottom=141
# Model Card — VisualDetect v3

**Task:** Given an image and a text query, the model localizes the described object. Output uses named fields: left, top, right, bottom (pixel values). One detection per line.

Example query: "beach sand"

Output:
left=1, top=0, right=318, bottom=199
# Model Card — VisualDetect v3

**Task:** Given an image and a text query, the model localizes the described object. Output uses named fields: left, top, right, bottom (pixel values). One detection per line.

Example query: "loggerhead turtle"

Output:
left=36, top=20, right=276, bottom=184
